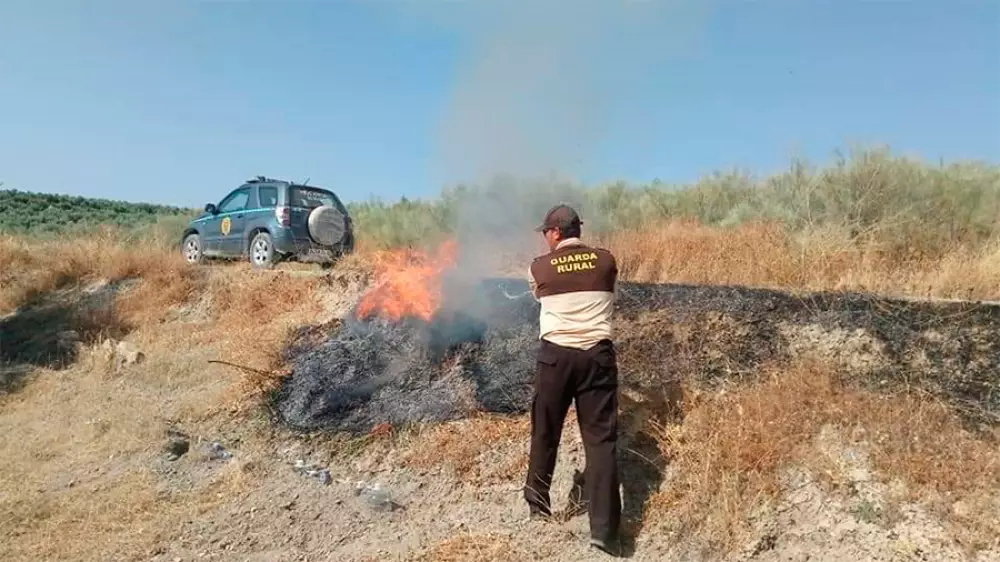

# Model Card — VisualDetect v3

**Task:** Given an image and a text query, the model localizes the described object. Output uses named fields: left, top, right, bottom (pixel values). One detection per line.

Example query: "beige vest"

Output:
left=527, top=238, right=618, bottom=350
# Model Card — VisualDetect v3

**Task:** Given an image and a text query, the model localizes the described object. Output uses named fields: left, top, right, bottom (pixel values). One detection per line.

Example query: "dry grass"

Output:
left=0, top=244, right=325, bottom=560
left=648, top=360, right=1000, bottom=554
left=6, top=219, right=997, bottom=325
left=3, top=470, right=171, bottom=560
left=4, top=221, right=1000, bottom=560
left=0, top=229, right=342, bottom=407
left=599, top=221, right=1000, bottom=301
left=0, top=343, right=229, bottom=561
left=403, top=414, right=531, bottom=484
left=404, top=532, right=531, bottom=562
left=0, top=228, right=199, bottom=315
left=201, top=270, right=325, bottom=360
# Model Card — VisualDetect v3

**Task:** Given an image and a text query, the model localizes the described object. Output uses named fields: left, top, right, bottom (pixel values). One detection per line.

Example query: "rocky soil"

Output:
left=138, top=417, right=999, bottom=562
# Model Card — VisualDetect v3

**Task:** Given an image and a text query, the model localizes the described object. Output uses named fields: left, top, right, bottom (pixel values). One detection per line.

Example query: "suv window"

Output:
left=218, top=188, right=250, bottom=213
left=289, top=186, right=344, bottom=212
left=258, top=186, right=279, bottom=208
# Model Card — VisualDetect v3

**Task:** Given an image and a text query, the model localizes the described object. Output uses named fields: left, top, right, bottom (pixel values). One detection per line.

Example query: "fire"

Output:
left=356, top=239, right=459, bottom=322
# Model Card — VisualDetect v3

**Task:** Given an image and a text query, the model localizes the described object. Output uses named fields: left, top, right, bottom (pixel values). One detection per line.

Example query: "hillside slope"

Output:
left=1, top=244, right=998, bottom=561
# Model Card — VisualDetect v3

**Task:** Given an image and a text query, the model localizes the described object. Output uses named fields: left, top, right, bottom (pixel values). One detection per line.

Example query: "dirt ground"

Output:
left=2, top=266, right=998, bottom=562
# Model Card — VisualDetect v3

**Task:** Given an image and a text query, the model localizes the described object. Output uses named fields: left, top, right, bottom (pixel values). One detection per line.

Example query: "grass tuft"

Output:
left=647, top=360, right=1000, bottom=555
left=404, top=532, right=531, bottom=562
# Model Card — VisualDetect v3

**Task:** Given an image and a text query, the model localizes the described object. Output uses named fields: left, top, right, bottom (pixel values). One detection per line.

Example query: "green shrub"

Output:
left=0, top=189, right=198, bottom=243
left=347, top=148, right=1000, bottom=255
left=5, top=148, right=998, bottom=256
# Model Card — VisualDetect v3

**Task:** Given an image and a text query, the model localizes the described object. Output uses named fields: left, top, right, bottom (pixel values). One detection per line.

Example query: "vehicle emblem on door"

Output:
left=221, top=216, right=232, bottom=236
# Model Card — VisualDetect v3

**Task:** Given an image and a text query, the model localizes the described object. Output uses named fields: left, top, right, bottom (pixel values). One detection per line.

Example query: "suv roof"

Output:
left=243, top=177, right=348, bottom=213
left=243, top=176, right=334, bottom=192
left=246, top=176, right=287, bottom=184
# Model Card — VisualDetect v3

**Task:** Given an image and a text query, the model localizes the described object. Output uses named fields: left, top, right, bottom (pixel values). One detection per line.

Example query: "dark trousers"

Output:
left=524, top=338, right=621, bottom=542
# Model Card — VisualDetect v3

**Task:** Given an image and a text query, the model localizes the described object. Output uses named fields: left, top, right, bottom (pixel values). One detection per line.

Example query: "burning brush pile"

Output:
left=276, top=241, right=542, bottom=433
left=275, top=242, right=1000, bottom=435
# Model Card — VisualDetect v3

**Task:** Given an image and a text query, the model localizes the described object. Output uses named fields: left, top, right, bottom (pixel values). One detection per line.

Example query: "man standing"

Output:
left=525, top=204, right=621, bottom=555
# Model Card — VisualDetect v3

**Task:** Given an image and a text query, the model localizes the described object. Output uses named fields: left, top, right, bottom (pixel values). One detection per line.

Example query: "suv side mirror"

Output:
left=204, top=203, right=218, bottom=215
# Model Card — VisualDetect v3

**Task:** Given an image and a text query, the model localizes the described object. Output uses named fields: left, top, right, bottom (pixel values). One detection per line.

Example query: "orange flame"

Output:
left=356, top=240, right=459, bottom=322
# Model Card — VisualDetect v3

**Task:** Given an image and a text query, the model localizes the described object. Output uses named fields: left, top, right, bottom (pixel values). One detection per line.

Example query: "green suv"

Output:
left=180, top=177, right=355, bottom=268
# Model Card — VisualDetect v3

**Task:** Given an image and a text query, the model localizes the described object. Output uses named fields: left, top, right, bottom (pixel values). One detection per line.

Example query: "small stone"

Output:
left=317, top=469, right=332, bottom=485
left=952, top=500, right=972, bottom=518
left=206, top=442, right=232, bottom=461
left=847, top=468, right=871, bottom=483
left=115, top=341, right=145, bottom=369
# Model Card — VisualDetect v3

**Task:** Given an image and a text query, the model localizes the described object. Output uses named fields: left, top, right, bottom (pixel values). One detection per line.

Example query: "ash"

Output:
left=276, top=279, right=1000, bottom=434
left=276, top=278, right=541, bottom=433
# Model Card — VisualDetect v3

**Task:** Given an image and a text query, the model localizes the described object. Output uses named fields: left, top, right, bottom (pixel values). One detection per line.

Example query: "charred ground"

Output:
left=276, top=278, right=1000, bottom=435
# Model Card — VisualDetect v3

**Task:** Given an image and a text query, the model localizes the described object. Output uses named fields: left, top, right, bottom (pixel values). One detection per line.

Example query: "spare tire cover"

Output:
left=307, top=205, right=346, bottom=246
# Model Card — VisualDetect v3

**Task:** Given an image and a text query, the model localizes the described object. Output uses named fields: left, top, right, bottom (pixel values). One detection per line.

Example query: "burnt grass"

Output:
left=275, top=278, right=1000, bottom=435
left=1, top=281, right=134, bottom=392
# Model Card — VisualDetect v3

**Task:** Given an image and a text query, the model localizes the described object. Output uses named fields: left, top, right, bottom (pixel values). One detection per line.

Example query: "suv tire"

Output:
left=182, top=233, right=203, bottom=264
left=307, top=205, right=346, bottom=246
left=249, top=231, right=276, bottom=269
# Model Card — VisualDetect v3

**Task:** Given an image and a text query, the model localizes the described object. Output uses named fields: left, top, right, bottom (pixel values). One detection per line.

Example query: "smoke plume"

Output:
left=436, top=1, right=615, bottom=184
left=419, top=0, right=709, bottom=276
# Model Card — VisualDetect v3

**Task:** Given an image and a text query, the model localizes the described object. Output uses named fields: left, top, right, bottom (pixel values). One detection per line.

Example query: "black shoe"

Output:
left=589, top=537, right=622, bottom=556
left=529, top=508, right=551, bottom=522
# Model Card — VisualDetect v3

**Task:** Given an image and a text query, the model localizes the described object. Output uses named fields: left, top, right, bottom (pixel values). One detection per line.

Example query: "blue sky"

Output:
left=0, top=0, right=997, bottom=208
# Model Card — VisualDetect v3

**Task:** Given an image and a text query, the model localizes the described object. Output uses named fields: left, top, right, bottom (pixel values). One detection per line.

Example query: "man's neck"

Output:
left=555, top=237, right=584, bottom=250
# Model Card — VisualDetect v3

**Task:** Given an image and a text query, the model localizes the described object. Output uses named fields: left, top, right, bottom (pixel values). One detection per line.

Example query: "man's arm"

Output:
left=608, top=251, right=619, bottom=298
left=527, top=264, right=540, bottom=300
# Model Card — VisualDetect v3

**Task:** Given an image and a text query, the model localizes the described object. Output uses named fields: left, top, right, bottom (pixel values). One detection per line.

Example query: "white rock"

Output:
left=115, top=341, right=145, bottom=368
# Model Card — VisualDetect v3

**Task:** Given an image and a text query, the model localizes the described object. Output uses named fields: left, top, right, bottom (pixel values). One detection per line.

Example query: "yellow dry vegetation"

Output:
left=405, top=532, right=531, bottom=562
left=600, top=220, right=1000, bottom=301
left=404, top=414, right=532, bottom=484
left=648, top=360, right=1000, bottom=553
left=2, top=217, right=1000, bottom=560
left=0, top=230, right=349, bottom=560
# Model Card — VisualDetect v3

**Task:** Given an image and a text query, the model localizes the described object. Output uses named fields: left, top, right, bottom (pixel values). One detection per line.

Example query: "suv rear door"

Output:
left=284, top=185, right=347, bottom=244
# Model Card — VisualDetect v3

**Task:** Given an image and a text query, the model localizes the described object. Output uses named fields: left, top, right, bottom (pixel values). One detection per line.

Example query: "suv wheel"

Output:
left=249, top=231, right=275, bottom=269
left=182, top=233, right=203, bottom=264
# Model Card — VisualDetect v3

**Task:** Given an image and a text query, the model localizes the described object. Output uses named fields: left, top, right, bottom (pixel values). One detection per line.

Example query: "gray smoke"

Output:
left=421, top=0, right=708, bottom=296
left=274, top=3, right=719, bottom=424
left=438, top=1, right=605, bottom=275
left=431, top=0, right=708, bottom=183
left=372, top=0, right=713, bottom=268
left=435, top=3, right=612, bottom=183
